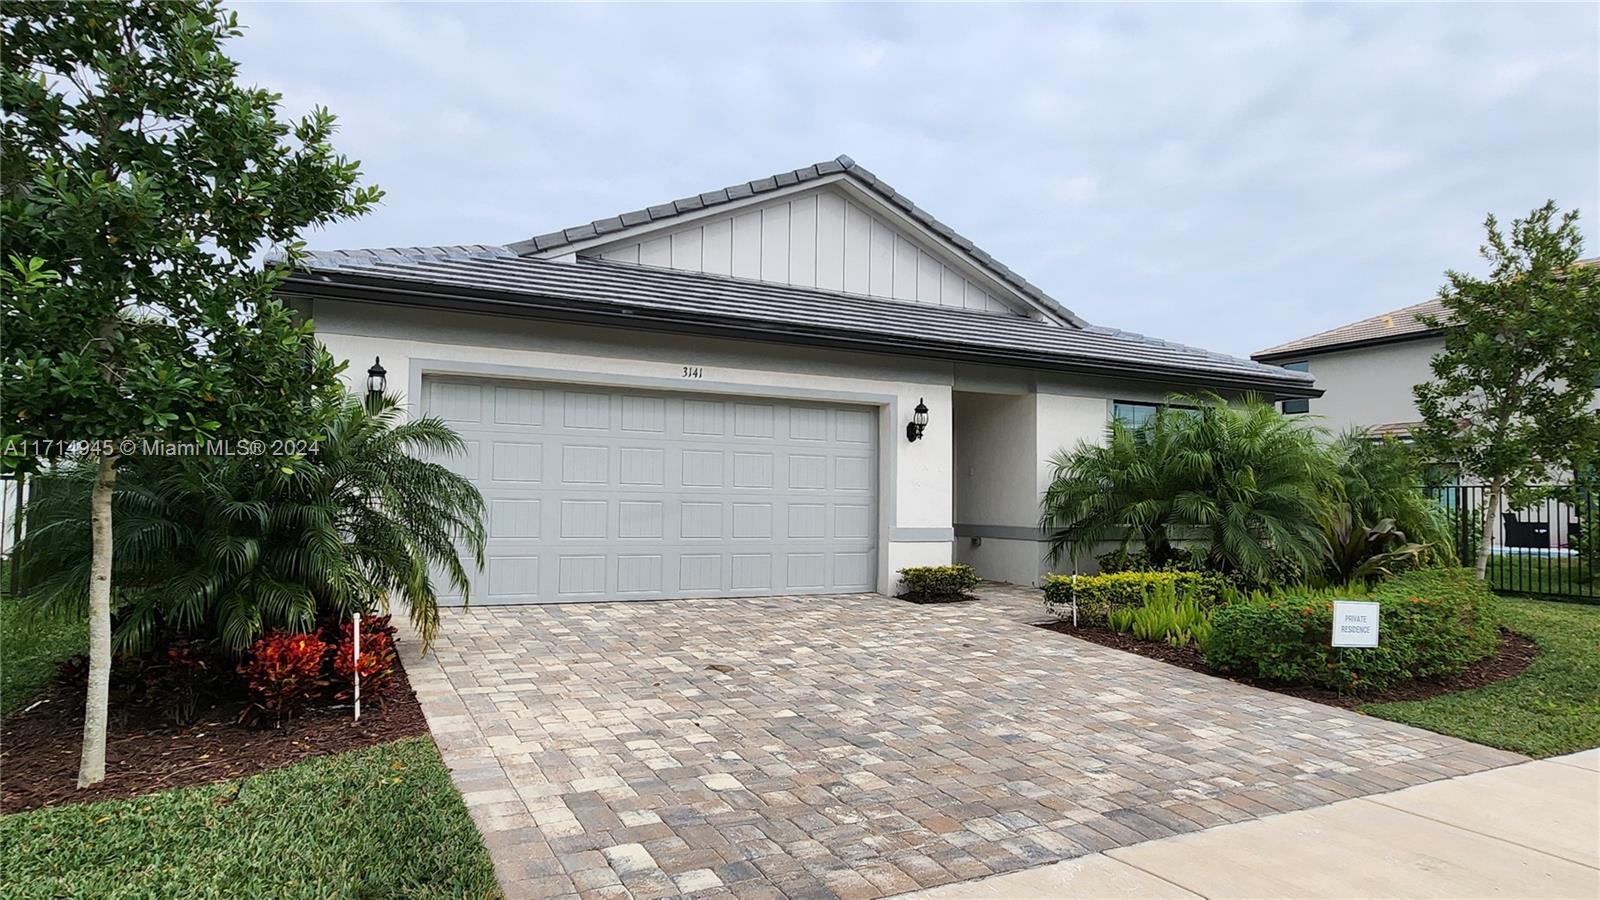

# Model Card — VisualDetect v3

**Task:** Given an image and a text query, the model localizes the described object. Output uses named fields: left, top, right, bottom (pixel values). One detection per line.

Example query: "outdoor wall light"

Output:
left=366, top=357, right=387, bottom=406
left=906, top=398, right=930, bottom=443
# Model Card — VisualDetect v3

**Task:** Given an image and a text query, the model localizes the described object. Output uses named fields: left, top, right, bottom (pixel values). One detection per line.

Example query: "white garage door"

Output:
left=422, top=376, right=879, bottom=604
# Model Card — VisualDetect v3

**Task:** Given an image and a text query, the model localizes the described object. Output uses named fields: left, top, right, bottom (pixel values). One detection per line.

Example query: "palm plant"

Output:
left=16, top=394, right=485, bottom=651
left=1040, top=393, right=1338, bottom=585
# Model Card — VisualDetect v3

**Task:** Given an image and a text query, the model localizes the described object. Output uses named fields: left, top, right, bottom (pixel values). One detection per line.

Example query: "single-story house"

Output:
left=278, top=156, right=1317, bottom=603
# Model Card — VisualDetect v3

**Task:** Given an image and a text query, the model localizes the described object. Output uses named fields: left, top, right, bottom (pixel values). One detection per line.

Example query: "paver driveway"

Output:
left=401, top=587, right=1523, bottom=899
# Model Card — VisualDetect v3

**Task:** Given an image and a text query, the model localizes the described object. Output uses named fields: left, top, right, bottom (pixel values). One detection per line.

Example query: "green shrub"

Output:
left=1095, top=547, right=1200, bottom=575
left=898, top=564, right=980, bottom=600
left=1203, top=568, right=1498, bottom=693
left=1042, top=570, right=1226, bottom=625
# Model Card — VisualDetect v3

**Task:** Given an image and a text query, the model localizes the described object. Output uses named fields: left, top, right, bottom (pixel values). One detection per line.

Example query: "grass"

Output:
left=1362, top=596, right=1600, bottom=758
left=0, top=736, right=500, bottom=899
left=0, top=598, right=84, bottom=715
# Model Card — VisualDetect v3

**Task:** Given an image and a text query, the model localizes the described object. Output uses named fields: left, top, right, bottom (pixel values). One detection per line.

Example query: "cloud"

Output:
left=228, top=2, right=1598, bottom=357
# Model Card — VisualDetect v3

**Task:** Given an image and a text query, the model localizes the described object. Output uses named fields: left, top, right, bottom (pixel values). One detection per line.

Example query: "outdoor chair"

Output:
left=1501, top=512, right=1551, bottom=550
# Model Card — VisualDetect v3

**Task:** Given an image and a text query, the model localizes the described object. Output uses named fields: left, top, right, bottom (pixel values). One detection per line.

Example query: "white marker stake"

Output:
left=352, top=612, right=361, bottom=723
left=1071, top=572, right=1079, bottom=627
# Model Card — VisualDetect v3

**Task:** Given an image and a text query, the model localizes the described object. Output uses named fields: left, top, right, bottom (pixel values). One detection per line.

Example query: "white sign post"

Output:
left=352, top=611, right=362, bottom=723
left=1331, top=600, right=1380, bottom=648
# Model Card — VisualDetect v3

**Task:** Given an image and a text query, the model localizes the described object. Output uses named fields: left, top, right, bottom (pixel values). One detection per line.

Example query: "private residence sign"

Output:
left=1331, top=600, right=1380, bottom=648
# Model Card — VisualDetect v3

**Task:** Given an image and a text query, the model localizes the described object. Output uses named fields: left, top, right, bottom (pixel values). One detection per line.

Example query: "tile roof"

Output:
left=1255, top=256, right=1600, bottom=360
left=1254, top=297, right=1448, bottom=360
left=282, top=248, right=1317, bottom=396
left=505, top=155, right=1086, bottom=327
left=1367, top=421, right=1421, bottom=440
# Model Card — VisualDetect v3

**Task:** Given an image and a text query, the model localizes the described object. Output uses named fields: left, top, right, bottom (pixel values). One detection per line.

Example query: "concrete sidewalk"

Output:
left=908, top=749, right=1599, bottom=899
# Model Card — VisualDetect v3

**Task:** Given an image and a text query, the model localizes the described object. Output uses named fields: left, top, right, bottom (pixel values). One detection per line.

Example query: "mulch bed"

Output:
left=1036, top=621, right=1539, bottom=710
left=0, top=658, right=428, bottom=814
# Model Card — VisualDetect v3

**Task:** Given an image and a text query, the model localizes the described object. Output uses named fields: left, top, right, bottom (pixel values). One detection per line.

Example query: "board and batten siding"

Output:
left=592, top=188, right=1026, bottom=317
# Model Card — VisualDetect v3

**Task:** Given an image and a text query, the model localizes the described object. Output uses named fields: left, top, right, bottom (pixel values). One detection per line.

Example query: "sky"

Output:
left=229, top=2, right=1598, bottom=358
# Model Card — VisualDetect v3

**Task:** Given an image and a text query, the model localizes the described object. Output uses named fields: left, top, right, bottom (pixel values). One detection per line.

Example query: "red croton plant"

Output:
left=238, top=616, right=401, bottom=724
left=238, top=630, right=331, bottom=724
left=331, top=616, right=400, bottom=701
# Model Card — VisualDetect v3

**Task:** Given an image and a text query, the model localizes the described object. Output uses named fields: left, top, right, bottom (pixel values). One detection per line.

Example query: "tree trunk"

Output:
left=77, top=453, right=117, bottom=788
left=1474, top=475, right=1504, bottom=581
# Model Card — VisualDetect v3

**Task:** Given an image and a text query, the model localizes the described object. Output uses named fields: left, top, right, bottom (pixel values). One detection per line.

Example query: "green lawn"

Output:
left=1, top=736, right=500, bottom=899
left=0, top=598, right=83, bottom=715
left=1362, top=596, right=1600, bottom=757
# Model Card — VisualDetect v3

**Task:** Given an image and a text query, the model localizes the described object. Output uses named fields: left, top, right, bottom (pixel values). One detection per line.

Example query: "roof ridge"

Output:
left=502, top=156, right=1087, bottom=328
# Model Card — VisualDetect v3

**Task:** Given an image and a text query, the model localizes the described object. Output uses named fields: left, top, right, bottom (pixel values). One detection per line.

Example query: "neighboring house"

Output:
left=1253, top=264, right=1600, bottom=440
left=278, top=155, right=1316, bottom=602
left=1252, top=297, right=1449, bottom=440
left=1254, top=288, right=1599, bottom=553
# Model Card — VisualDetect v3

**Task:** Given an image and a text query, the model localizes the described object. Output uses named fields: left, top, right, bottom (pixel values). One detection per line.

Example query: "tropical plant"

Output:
left=1323, top=509, right=1433, bottom=583
left=15, top=394, right=486, bottom=652
left=1334, top=434, right=1454, bottom=553
left=1100, top=579, right=1214, bottom=648
left=1413, top=202, right=1600, bottom=579
left=1, top=0, right=379, bottom=785
left=1041, top=393, right=1339, bottom=586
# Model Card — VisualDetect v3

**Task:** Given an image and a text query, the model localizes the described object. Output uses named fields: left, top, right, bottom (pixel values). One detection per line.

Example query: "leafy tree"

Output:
left=1, top=1, right=380, bottom=786
left=1040, top=394, right=1339, bottom=585
left=17, top=394, right=486, bottom=652
left=1413, top=202, right=1600, bottom=579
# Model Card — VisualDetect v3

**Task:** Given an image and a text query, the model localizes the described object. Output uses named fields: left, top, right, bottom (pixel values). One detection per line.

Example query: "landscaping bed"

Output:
left=1, top=655, right=427, bottom=813
left=1038, top=620, right=1538, bottom=710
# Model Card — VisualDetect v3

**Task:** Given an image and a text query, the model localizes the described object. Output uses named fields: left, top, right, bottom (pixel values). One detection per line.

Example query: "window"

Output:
left=1111, top=400, right=1198, bottom=429
left=1280, top=361, right=1310, bottom=414
left=1112, top=401, right=1160, bottom=429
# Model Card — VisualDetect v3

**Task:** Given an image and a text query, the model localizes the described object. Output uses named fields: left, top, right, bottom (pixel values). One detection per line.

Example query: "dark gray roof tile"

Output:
left=672, top=196, right=704, bottom=214
left=618, top=210, right=651, bottom=227
left=285, top=249, right=1314, bottom=396
left=750, top=176, right=777, bottom=192
left=646, top=203, right=676, bottom=220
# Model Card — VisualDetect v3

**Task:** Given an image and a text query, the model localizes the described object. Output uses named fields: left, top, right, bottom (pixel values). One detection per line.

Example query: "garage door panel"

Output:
left=492, top=386, right=544, bottom=427
left=426, top=377, right=877, bottom=603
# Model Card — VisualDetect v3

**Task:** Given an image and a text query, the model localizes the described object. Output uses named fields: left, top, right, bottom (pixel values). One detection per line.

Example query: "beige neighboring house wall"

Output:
left=1278, top=337, right=1443, bottom=435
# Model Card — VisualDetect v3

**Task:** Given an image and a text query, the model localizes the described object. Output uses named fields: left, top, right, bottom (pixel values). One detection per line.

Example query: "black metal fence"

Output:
left=1422, top=482, right=1597, bottom=601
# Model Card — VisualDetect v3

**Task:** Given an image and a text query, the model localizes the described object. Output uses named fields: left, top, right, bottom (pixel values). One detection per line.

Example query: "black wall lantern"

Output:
left=906, top=398, right=929, bottom=443
left=365, top=357, right=387, bottom=407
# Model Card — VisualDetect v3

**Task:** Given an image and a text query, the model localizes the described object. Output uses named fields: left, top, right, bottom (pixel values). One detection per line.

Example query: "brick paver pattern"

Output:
left=400, top=585, right=1523, bottom=899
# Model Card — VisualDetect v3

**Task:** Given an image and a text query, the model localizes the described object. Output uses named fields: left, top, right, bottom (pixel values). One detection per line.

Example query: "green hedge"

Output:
left=1203, top=568, right=1498, bottom=693
left=898, top=564, right=981, bottom=600
left=1042, top=570, right=1228, bottom=625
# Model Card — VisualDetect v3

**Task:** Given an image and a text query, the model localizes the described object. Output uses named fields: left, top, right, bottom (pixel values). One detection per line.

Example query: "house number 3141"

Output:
left=681, top=366, right=703, bottom=379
